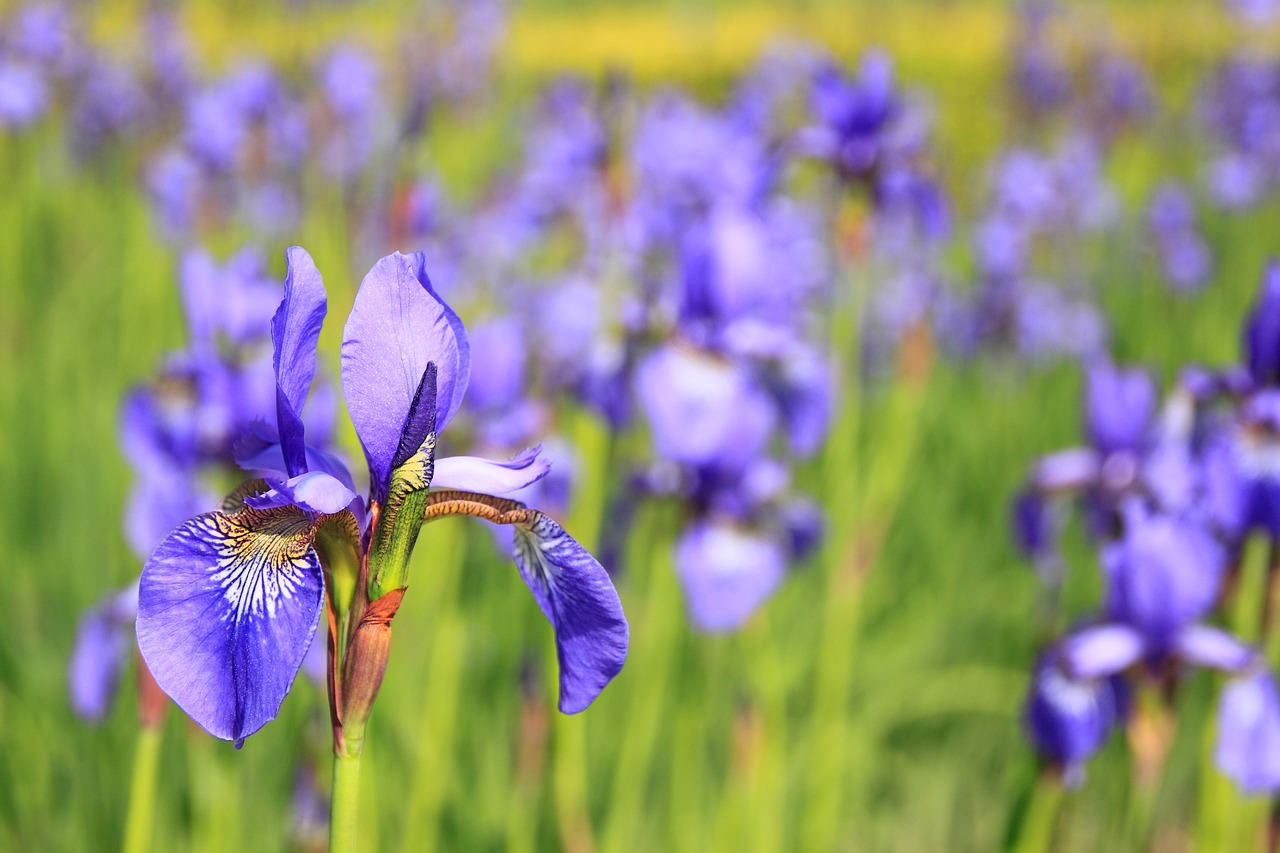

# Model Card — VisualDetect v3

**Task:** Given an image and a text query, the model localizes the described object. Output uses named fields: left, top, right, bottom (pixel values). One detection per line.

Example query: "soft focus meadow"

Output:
left=12, top=0, right=1280, bottom=850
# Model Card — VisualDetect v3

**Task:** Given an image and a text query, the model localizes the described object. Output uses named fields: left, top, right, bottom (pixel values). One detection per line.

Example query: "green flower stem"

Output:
left=330, top=744, right=364, bottom=853
left=402, top=519, right=466, bottom=850
left=122, top=725, right=163, bottom=853
left=1009, top=772, right=1065, bottom=853
left=801, top=256, right=867, bottom=851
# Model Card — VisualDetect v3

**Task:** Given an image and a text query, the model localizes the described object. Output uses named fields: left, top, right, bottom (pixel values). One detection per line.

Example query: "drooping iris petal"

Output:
left=1024, top=655, right=1125, bottom=787
left=137, top=507, right=324, bottom=743
left=273, top=247, right=327, bottom=477
left=1060, top=623, right=1146, bottom=679
left=341, top=252, right=470, bottom=499
left=675, top=521, right=785, bottom=632
left=1032, top=448, right=1101, bottom=491
left=1216, top=670, right=1280, bottom=794
left=432, top=448, right=550, bottom=496
left=245, top=471, right=359, bottom=516
left=69, top=584, right=139, bottom=722
left=1175, top=625, right=1256, bottom=673
left=512, top=513, right=628, bottom=714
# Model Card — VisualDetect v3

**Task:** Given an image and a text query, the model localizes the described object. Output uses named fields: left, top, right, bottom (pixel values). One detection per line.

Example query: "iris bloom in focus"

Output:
left=136, top=248, right=628, bottom=745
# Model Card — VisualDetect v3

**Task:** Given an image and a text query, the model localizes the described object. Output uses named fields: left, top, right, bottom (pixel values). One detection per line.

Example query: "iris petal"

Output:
left=245, top=471, right=359, bottom=516
left=1216, top=670, right=1280, bottom=794
left=512, top=514, right=628, bottom=713
left=341, top=252, right=469, bottom=500
left=432, top=448, right=550, bottom=496
left=136, top=506, right=324, bottom=743
left=1176, top=625, right=1257, bottom=673
left=675, top=521, right=785, bottom=632
left=1061, top=623, right=1146, bottom=679
left=273, top=247, right=328, bottom=477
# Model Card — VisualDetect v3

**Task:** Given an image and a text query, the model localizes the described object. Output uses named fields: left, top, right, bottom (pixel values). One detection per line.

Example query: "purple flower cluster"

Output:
left=1013, top=261, right=1280, bottom=790
left=0, top=1, right=506, bottom=243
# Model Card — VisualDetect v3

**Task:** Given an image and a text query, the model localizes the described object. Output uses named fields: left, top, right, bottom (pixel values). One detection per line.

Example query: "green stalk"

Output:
left=121, top=726, right=162, bottom=853
left=801, top=253, right=867, bottom=850
left=330, top=747, right=364, bottom=853
left=1009, top=772, right=1065, bottom=853
left=401, top=518, right=465, bottom=850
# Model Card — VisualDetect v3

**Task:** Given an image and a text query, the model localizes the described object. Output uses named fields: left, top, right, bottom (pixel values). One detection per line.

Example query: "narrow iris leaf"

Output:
left=513, top=514, right=628, bottom=713
left=136, top=506, right=324, bottom=744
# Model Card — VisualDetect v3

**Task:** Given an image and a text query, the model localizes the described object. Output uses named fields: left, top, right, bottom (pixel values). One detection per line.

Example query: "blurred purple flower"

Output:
left=675, top=520, right=786, bottom=632
left=0, top=59, right=47, bottom=127
left=1024, top=654, right=1127, bottom=787
left=68, top=584, right=139, bottom=722
left=1216, top=669, right=1280, bottom=793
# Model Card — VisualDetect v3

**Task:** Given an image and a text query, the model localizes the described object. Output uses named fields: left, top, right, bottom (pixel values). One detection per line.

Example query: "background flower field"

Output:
left=3, top=0, right=1279, bottom=850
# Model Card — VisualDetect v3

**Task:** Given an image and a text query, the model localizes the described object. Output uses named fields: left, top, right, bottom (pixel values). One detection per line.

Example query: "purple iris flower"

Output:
left=1014, top=358, right=1195, bottom=561
left=805, top=50, right=898, bottom=182
left=137, top=248, right=628, bottom=743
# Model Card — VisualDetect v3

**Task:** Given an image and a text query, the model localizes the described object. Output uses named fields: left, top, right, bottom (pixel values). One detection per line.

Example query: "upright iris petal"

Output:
left=1085, top=359, right=1155, bottom=455
left=273, top=247, right=328, bottom=476
left=1102, top=510, right=1224, bottom=642
left=512, top=514, right=628, bottom=713
left=136, top=505, right=324, bottom=743
left=341, top=252, right=470, bottom=499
